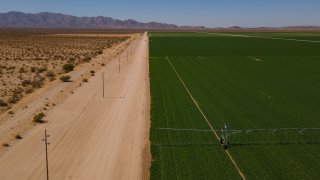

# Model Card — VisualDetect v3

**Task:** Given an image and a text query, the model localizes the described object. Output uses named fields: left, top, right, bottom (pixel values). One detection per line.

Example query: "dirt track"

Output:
left=0, top=33, right=150, bottom=179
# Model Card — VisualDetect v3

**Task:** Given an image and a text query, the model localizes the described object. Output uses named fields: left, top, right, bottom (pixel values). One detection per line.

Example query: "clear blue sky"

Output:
left=1, top=0, right=320, bottom=27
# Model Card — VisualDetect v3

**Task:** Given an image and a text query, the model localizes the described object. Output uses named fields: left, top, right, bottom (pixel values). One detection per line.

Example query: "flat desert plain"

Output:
left=0, top=32, right=150, bottom=180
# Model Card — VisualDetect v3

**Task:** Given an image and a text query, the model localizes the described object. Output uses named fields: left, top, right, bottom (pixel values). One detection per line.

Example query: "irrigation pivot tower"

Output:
left=220, top=124, right=229, bottom=149
left=157, top=126, right=320, bottom=149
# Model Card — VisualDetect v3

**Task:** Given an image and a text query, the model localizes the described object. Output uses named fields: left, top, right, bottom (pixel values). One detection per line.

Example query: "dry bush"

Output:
left=0, top=30, right=130, bottom=114
left=37, top=66, right=48, bottom=73
left=31, top=80, right=43, bottom=88
left=60, top=75, right=71, bottom=82
left=33, top=112, right=45, bottom=123
left=45, top=70, right=56, bottom=78
left=0, top=99, right=8, bottom=107
left=19, top=67, right=26, bottom=73
left=83, top=57, right=91, bottom=62
left=62, top=63, right=74, bottom=73
left=25, top=88, right=34, bottom=94
left=30, top=67, right=36, bottom=72
left=21, top=79, right=31, bottom=86
left=15, top=134, right=23, bottom=139
left=8, top=91, right=23, bottom=104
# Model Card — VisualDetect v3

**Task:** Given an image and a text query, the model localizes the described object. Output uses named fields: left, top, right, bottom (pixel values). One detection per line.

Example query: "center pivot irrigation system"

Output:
left=158, top=125, right=320, bottom=150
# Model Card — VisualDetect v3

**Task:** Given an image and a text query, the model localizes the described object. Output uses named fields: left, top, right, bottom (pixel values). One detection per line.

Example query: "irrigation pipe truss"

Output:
left=158, top=127, right=320, bottom=134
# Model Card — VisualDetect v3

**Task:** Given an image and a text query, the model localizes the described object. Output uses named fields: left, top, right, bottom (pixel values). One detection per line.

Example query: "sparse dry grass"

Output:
left=0, top=30, right=129, bottom=113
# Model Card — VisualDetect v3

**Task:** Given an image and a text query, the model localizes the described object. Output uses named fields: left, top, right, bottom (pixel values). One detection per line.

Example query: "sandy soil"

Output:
left=0, top=34, right=139, bottom=151
left=0, top=32, right=132, bottom=114
left=0, top=32, right=150, bottom=180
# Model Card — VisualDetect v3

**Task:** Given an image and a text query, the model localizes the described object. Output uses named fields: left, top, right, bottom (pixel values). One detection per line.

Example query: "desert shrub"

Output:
left=21, top=79, right=31, bottom=86
left=8, top=111, right=14, bottom=115
left=30, top=75, right=45, bottom=88
left=33, top=112, right=45, bottom=123
left=15, top=134, right=22, bottom=139
left=37, top=75, right=46, bottom=82
left=25, top=88, right=34, bottom=94
left=19, top=67, right=26, bottom=73
left=45, top=70, right=56, bottom=78
left=98, top=50, right=103, bottom=54
left=18, top=74, right=23, bottom=80
left=49, top=77, right=56, bottom=81
left=82, top=78, right=88, bottom=82
left=8, top=92, right=22, bottom=104
left=62, top=63, right=75, bottom=73
left=60, top=75, right=71, bottom=82
left=13, top=87, right=24, bottom=94
left=0, top=99, right=8, bottom=107
left=38, top=66, right=48, bottom=73
left=31, top=80, right=43, bottom=88
left=101, top=63, right=105, bottom=66
left=30, top=67, right=36, bottom=72
left=2, top=143, right=9, bottom=147
left=83, top=57, right=91, bottom=62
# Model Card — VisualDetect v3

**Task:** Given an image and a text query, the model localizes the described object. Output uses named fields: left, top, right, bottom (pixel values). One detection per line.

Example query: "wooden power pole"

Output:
left=42, top=130, right=50, bottom=180
left=102, top=72, right=105, bottom=98
left=119, top=55, right=121, bottom=73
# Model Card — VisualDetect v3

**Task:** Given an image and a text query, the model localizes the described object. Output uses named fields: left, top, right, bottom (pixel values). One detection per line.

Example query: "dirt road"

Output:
left=0, top=33, right=150, bottom=180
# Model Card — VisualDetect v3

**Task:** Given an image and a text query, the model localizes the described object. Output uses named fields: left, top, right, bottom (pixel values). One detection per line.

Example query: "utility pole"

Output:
left=118, top=55, right=121, bottom=73
left=42, top=130, right=50, bottom=180
left=102, top=72, right=105, bottom=98
left=133, top=40, right=135, bottom=50
left=135, top=39, right=137, bottom=49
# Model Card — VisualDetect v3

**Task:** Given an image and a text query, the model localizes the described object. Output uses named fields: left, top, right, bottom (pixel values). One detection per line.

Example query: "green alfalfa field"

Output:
left=149, top=32, right=320, bottom=179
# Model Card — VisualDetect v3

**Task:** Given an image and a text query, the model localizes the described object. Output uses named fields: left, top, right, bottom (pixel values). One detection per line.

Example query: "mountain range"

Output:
left=0, top=11, right=319, bottom=30
left=0, top=11, right=207, bottom=29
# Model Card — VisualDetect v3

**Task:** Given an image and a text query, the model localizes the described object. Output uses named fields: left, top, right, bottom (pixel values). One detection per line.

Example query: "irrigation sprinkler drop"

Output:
left=157, top=127, right=320, bottom=148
